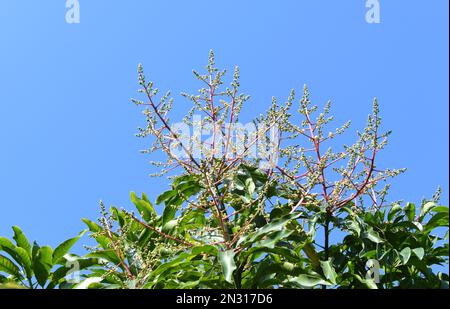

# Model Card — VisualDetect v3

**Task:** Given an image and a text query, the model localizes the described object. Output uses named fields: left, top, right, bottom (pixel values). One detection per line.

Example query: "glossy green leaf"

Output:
left=256, top=229, right=293, bottom=249
left=162, top=205, right=177, bottom=228
left=245, top=178, right=255, bottom=195
left=237, top=213, right=300, bottom=247
left=33, top=245, right=53, bottom=287
left=110, top=207, right=126, bottom=227
left=73, top=277, right=103, bottom=289
left=399, top=247, right=411, bottom=264
left=2, top=246, right=32, bottom=279
left=419, top=202, right=437, bottom=219
left=404, top=202, right=416, bottom=221
left=218, top=250, right=236, bottom=284
left=12, top=226, right=31, bottom=257
left=156, top=190, right=176, bottom=205
left=49, top=256, right=101, bottom=288
left=412, top=247, right=425, bottom=260
left=388, top=204, right=402, bottom=221
left=354, top=274, right=378, bottom=289
left=176, top=181, right=201, bottom=198
left=362, top=227, right=384, bottom=244
left=231, top=178, right=245, bottom=191
left=52, top=230, right=87, bottom=264
left=130, top=191, right=156, bottom=221
left=285, top=274, right=331, bottom=287
left=0, top=237, right=15, bottom=251
left=320, top=259, right=337, bottom=284
left=424, top=212, right=449, bottom=233
left=86, top=250, right=121, bottom=265
left=0, top=281, right=26, bottom=289
left=303, top=243, right=320, bottom=270
left=81, top=218, right=101, bottom=233
left=0, top=254, right=21, bottom=278
left=162, top=219, right=178, bottom=233
left=345, top=219, right=361, bottom=236
left=431, top=206, right=449, bottom=213
left=191, top=245, right=218, bottom=256
left=31, top=241, right=40, bottom=259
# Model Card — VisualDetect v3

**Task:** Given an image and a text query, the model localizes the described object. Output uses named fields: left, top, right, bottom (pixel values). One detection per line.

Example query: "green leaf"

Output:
left=404, top=202, right=416, bottom=221
left=0, top=281, right=26, bottom=289
left=424, top=212, right=449, bottom=233
left=412, top=221, right=423, bottom=231
left=162, top=219, right=178, bottom=233
left=0, top=237, right=16, bottom=251
left=33, top=246, right=53, bottom=287
left=110, top=207, right=126, bottom=227
left=86, top=250, right=121, bottom=265
left=388, top=204, right=402, bottom=221
left=255, top=229, right=293, bottom=249
left=130, top=191, right=156, bottom=221
left=237, top=213, right=300, bottom=247
left=12, top=226, right=31, bottom=257
left=73, top=277, right=103, bottom=289
left=245, top=246, right=299, bottom=264
left=252, top=260, right=282, bottom=287
left=302, top=243, right=320, bottom=270
left=399, top=247, right=411, bottom=264
left=176, top=181, right=201, bottom=198
left=362, top=227, right=384, bottom=244
left=360, top=249, right=377, bottom=259
left=354, top=274, right=378, bottom=289
left=238, top=195, right=251, bottom=204
left=245, top=178, right=256, bottom=195
left=31, top=241, right=40, bottom=259
left=52, top=230, right=87, bottom=264
left=285, top=274, right=331, bottom=287
left=162, top=204, right=177, bottom=228
left=345, top=219, right=361, bottom=236
left=0, top=254, right=21, bottom=278
left=49, top=256, right=101, bottom=288
left=419, top=202, right=437, bottom=219
left=148, top=252, right=191, bottom=279
left=412, top=247, right=425, bottom=260
left=218, top=250, right=236, bottom=284
left=172, top=174, right=196, bottom=187
left=1, top=246, right=32, bottom=279
left=156, top=190, right=176, bottom=205
left=232, top=178, right=245, bottom=191
left=81, top=218, right=101, bottom=233
left=320, top=259, right=337, bottom=284
left=141, top=192, right=151, bottom=203
left=191, top=245, right=218, bottom=256
left=431, top=206, right=449, bottom=213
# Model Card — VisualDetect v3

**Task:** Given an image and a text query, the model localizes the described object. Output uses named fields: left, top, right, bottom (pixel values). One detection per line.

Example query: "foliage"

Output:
left=329, top=200, right=449, bottom=288
left=0, top=52, right=448, bottom=289
left=0, top=227, right=98, bottom=289
left=68, top=182, right=447, bottom=289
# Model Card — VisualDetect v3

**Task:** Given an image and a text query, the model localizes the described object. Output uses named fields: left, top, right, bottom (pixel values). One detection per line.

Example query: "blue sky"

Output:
left=0, top=0, right=448, bottom=252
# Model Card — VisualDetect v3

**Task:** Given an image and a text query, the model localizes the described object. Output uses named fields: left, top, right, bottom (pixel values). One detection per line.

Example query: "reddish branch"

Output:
left=334, top=145, right=377, bottom=211
left=141, top=83, right=202, bottom=171
left=304, top=108, right=330, bottom=204
left=103, top=221, right=135, bottom=280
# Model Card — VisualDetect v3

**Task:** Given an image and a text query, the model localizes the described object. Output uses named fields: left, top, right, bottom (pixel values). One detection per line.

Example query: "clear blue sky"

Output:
left=0, top=1, right=448, bottom=252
